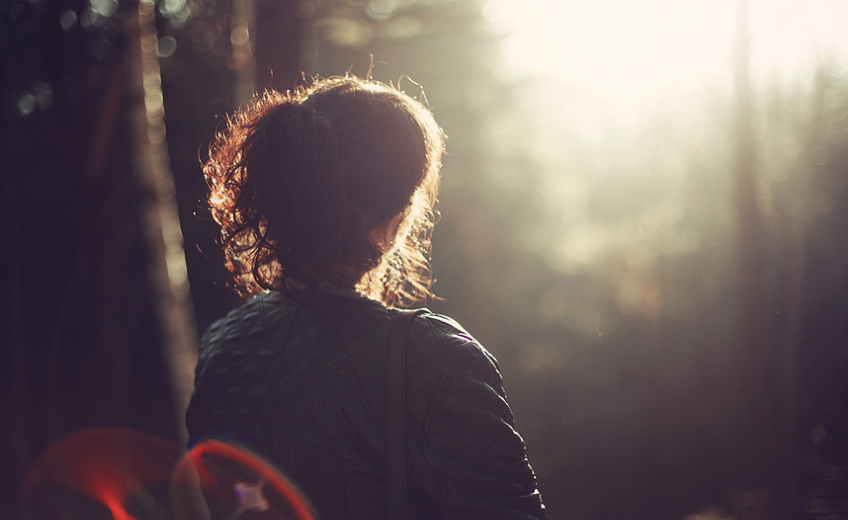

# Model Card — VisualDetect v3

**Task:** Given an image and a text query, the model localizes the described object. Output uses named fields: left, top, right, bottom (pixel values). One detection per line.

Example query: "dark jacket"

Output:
left=186, top=288, right=546, bottom=520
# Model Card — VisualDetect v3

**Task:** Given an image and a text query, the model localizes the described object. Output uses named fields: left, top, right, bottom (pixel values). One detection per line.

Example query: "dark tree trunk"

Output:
left=253, top=0, right=306, bottom=92
left=0, top=1, right=187, bottom=516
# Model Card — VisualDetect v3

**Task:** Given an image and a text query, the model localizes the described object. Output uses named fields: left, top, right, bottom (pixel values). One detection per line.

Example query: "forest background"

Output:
left=2, top=0, right=847, bottom=519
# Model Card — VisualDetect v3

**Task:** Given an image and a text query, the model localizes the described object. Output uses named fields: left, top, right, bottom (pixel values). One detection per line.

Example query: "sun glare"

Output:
left=482, top=0, right=848, bottom=267
left=565, top=1, right=657, bottom=67
left=485, top=0, right=848, bottom=130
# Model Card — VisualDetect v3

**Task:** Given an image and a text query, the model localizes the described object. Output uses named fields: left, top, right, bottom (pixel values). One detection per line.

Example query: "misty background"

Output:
left=2, top=0, right=847, bottom=519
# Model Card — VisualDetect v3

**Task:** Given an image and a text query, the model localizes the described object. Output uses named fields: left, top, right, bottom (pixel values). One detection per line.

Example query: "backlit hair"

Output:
left=204, top=76, right=444, bottom=306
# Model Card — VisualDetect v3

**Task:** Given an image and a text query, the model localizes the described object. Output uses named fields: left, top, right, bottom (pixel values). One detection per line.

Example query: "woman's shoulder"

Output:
left=403, top=310, right=501, bottom=376
left=405, top=311, right=471, bottom=344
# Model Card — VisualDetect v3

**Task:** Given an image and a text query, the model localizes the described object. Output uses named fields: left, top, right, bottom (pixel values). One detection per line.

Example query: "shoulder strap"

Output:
left=386, top=309, right=424, bottom=520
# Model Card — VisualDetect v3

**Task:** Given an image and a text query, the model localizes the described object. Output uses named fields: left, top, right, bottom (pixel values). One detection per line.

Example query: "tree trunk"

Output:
left=732, top=0, right=773, bottom=514
left=253, top=0, right=306, bottom=92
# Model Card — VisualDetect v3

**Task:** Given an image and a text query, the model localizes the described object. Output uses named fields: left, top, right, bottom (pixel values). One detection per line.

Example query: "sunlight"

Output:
left=566, top=2, right=655, bottom=67
left=483, top=0, right=848, bottom=268
left=486, top=0, right=735, bottom=125
left=485, top=0, right=848, bottom=130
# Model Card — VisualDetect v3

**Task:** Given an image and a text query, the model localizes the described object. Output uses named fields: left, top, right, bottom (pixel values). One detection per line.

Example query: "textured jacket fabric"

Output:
left=186, top=288, right=547, bottom=520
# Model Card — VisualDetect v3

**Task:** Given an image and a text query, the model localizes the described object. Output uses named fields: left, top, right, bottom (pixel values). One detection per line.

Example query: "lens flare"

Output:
left=171, top=440, right=314, bottom=520
left=23, top=429, right=314, bottom=520
left=22, top=427, right=182, bottom=520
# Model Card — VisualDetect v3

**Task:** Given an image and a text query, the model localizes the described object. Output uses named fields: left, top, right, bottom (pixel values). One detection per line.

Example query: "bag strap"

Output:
left=386, top=309, right=424, bottom=520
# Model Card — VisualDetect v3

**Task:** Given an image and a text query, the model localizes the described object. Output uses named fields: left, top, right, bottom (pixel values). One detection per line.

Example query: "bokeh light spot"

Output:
left=60, top=10, right=78, bottom=32
left=367, top=0, right=396, bottom=21
left=91, top=36, right=116, bottom=61
left=17, top=92, right=36, bottom=116
left=158, top=0, right=186, bottom=16
left=191, top=29, right=216, bottom=53
left=88, top=0, right=117, bottom=18
left=10, top=2, right=25, bottom=20
left=158, top=35, right=178, bottom=58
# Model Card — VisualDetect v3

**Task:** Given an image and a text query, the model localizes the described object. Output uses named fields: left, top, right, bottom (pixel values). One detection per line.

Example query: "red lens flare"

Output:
left=22, top=429, right=314, bottom=520
left=22, top=427, right=182, bottom=520
left=171, top=440, right=314, bottom=520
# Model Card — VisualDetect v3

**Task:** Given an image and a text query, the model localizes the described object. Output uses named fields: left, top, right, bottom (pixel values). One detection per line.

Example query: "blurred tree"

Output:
left=253, top=0, right=308, bottom=91
left=1, top=0, right=198, bottom=516
left=730, top=0, right=774, bottom=512
left=157, top=0, right=242, bottom=333
left=757, top=62, right=848, bottom=520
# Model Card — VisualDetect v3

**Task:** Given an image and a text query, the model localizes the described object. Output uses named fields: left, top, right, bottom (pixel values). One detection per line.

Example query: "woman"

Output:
left=186, top=76, right=547, bottom=519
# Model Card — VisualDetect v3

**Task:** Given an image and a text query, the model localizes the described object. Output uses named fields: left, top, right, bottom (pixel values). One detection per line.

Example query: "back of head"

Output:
left=204, top=76, right=444, bottom=306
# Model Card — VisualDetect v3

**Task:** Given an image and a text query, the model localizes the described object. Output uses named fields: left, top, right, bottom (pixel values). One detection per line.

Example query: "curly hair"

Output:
left=203, top=76, right=444, bottom=307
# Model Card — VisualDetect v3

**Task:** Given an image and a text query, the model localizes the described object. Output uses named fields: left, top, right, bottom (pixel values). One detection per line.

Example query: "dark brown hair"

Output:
left=204, top=76, right=444, bottom=306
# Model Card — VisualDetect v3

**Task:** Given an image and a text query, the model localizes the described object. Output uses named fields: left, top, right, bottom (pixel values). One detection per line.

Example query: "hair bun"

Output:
left=204, top=76, right=444, bottom=306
